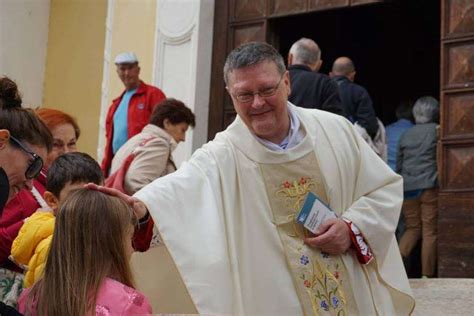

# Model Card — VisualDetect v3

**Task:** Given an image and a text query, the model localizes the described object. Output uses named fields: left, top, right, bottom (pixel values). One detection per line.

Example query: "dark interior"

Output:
left=270, top=0, right=440, bottom=125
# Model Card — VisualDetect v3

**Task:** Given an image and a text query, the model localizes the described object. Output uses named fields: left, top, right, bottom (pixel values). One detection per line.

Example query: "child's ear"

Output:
left=43, top=191, right=59, bottom=211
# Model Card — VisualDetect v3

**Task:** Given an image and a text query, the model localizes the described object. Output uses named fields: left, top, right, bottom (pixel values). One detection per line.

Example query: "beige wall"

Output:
left=43, top=0, right=107, bottom=158
left=0, top=0, right=50, bottom=108
left=96, top=0, right=158, bottom=161
left=108, top=0, right=157, bottom=103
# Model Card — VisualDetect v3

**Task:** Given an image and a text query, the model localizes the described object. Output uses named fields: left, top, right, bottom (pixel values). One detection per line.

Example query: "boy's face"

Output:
left=44, top=181, right=88, bottom=212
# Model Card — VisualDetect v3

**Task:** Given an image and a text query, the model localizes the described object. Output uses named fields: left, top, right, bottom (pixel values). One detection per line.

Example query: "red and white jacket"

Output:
left=101, top=81, right=166, bottom=177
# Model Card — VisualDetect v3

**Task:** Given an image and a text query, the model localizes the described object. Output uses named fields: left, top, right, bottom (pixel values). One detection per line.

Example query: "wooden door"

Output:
left=207, top=0, right=474, bottom=278
left=208, top=0, right=383, bottom=138
left=438, top=0, right=474, bottom=277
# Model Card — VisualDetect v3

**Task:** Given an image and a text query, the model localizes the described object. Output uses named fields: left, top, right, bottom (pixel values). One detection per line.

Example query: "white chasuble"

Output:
left=135, top=104, right=415, bottom=315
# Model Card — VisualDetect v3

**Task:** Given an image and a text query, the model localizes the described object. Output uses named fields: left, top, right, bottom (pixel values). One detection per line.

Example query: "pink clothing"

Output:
left=18, top=277, right=152, bottom=315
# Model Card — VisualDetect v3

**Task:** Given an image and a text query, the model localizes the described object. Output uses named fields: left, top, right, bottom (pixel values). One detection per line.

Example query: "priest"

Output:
left=93, top=42, right=415, bottom=315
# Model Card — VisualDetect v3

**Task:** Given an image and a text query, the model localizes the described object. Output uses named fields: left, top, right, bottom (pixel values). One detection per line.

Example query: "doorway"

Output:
left=270, top=0, right=441, bottom=124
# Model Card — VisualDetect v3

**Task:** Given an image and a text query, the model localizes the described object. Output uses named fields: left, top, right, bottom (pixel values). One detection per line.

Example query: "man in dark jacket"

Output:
left=287, top=38, right=344, bottom=116
left=330, top=57, right=379, bottom=138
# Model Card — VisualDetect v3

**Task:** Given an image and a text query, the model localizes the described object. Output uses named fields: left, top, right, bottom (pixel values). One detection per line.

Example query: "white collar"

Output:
left=254, top=104, right=305, bottom=152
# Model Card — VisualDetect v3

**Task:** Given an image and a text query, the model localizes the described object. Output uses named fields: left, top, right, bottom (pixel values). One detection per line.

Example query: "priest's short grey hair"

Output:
left=412, top=96, right=439, bottom=124
left=224, top=42, right=286, bottom=85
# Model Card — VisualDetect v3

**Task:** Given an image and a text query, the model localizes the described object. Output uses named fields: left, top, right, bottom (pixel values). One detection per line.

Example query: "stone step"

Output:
left=409, top=278, right=474, bottom=315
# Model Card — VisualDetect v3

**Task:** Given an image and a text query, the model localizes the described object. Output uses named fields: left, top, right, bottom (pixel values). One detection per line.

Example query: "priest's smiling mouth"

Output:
left=250, top=110, right=272, bottom=117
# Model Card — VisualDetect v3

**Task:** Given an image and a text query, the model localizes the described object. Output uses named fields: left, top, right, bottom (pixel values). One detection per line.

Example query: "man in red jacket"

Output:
left=102, top=52, right=166, bottom=176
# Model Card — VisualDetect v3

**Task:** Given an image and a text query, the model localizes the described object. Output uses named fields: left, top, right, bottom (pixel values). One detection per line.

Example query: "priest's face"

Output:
left=226, top=60, right=291, bottom=144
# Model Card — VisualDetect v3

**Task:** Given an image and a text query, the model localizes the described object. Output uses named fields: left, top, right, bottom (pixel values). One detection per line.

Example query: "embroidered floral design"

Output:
left=277, top=177, right=315, bottom=212
left=299, top=251, right=347, bottom=315
left=300, top=255, right=309, bottom=265
left=272, top=174, right=351, bottom=315
left=277, top=177, right=316, bottom=237
left=320, top=300, right=329, bottom=311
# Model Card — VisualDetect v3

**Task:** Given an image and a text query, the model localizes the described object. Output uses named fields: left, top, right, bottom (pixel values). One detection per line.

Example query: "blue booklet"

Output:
left=296, top=192, right=337, bottom=234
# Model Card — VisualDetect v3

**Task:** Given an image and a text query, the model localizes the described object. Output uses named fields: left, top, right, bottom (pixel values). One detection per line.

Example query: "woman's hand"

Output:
left=84, top=183, right=148, bottom=220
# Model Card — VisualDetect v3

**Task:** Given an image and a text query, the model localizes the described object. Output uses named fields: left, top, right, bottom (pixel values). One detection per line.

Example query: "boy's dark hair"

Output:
left=46, top=152, right=104, bottom=197
left=149, top=98, right=196, bottom=129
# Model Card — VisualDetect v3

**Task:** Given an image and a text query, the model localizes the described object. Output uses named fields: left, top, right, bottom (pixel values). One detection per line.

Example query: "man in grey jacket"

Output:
left=396, top=96, right=439, bottom=278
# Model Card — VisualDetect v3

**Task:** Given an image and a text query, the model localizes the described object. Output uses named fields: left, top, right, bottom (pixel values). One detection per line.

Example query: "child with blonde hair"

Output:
left=18, top=189, right=152, bottom=315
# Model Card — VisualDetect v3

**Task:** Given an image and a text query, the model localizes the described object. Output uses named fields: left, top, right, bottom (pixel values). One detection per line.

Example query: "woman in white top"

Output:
left=108, top=98, right=195, bottom=195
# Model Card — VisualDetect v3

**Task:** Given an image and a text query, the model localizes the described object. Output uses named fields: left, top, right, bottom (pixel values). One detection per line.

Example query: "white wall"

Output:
left=154, top=0, right=215, bottom=166
left=0, top=0, right=50, bottom=107
left=97, top=0, right=115, bottom=161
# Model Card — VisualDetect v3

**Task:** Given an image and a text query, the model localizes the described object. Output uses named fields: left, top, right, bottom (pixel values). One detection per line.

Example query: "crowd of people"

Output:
left=287, top=38, right=439, bottom=279
left=0, top=39, right=440, bottom=315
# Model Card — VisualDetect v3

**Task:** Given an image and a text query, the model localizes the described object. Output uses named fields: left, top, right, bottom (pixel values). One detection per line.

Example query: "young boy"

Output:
left=9, top=152, right=103, bottom=287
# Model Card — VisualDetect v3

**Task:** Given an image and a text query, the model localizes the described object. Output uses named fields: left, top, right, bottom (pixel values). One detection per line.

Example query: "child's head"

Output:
left=44, top=152, right=103, bottom=211
left=29, top=189, right=137, bottom=316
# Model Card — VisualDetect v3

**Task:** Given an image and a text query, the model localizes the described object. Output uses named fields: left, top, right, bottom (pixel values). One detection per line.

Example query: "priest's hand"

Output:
left=304, top=218, right=351, bottom=255
left=84, top=183, right=149, bottom=220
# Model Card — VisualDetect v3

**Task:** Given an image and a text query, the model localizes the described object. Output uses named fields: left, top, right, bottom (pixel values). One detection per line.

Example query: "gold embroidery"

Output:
left=277, top=177, right=315, bottom=211
left=277, top=177, right=348, bottom=315
left=260, top=154, right=356, bottom=315
left=276, top=177, right=315, bottom=237
left=298, top=249, right=347, bottom=315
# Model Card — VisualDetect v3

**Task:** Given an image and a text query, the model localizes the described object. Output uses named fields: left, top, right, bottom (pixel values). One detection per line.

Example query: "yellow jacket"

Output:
left=10, top=210, right=55, bottom=288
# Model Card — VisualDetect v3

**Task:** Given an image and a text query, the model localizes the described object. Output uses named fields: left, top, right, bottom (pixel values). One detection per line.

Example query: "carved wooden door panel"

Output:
left=438, top=0, right=474, bottom=277
left=208, top=0, right=268, bottom=138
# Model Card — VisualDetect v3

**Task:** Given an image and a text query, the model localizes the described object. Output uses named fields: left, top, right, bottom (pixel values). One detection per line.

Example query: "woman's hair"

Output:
left=25, top=189, right=137, bottom=316
left=149, top=98, right=196, bottom=129
left=0, top=77, right=22, bottom=108
left=0, top=77, right=53, bottom=151
left=412, top=96, right=440, bottom=124
left=36, top=108, right=81, bottom=139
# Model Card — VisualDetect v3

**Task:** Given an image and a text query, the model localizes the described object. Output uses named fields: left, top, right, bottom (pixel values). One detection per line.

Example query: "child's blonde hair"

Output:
left=25, top=189, right=137, bottom=316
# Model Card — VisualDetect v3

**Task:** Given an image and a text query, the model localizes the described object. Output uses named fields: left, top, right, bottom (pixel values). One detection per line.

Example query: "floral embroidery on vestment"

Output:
left=275, top=176, right=349, bottom=315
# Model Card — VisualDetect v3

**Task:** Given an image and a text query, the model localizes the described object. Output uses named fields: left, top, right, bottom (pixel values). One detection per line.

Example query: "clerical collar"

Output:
left=254, top=104, right=305, bottom=152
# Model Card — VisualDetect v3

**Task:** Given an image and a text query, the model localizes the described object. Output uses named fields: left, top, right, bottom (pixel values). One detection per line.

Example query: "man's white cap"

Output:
left=114, top=52, right=139, bottom=64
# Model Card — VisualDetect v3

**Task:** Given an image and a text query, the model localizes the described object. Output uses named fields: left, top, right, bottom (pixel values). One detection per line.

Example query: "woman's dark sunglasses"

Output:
left=9, top=135, right=44, bottom=179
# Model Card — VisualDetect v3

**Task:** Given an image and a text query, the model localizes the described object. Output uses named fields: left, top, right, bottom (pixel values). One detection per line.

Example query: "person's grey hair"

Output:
left=412, top=96, right=439, bottom=124
left=289, top=38, right=321, bottom=65
left=223, top=42, right=286, bottom=84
